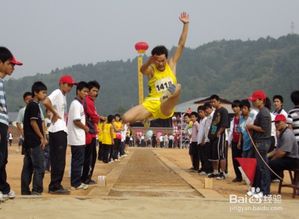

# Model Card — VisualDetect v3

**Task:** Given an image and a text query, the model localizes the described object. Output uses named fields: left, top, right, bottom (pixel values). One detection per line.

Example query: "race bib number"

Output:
left=155, top=77, right=173, bottom=93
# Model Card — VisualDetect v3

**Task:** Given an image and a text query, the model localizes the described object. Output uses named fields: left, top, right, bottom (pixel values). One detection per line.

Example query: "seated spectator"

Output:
left=269, top=114, right=299, bottom=180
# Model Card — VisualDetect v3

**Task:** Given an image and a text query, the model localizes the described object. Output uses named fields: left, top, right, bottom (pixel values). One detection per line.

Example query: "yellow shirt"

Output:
left=97, top=122, right=104, bottom=142
left=102, top=123, right=113, bottom=145
left=148, top=63, right=177, bottom=98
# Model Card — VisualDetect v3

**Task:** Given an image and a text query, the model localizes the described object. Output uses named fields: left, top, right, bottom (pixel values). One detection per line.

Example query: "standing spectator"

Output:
left=0, top=47, right=22, bottom=199
left=265, top=98, right=276, bottom=153
left=197, top=105, right=207, bottom=175
left=120, top=121, right=128, bottom=157
left=82, top=81, right=100, bottom=185
left=112, top=114, right=123, bottom=160
left=44, top=110, right=52, bottom=172
left=247, top=90, right=272, bottom=196
left=190, top=112, right=200, bottom=171
left=203, top=103, right=214, bottom=176
left=227, top=100, right=242, bottom=183
left=159, top=134, right=164, bottom=148
left=102, top=115, right=115, bottom=163
left=7, top=131, right=13, bottom=147
left=16, top=92, right=33, bottom=152
left=238, top=100, right=255, bottom=158
left=21, top=81, right=47, bottom=195
left=97, top=119, right=105, bottom=161
left=43, top=75, right=76, bottom=194
left=208, top=95, right=229, bottom=180
left=183, top=113, right=192, bottom=149
left=152, top=133, right=157, bottom=148
left=164, top=133, right=169, bottom=148
left=288, top=91, right=299, bottom=145
left=168, top=133, right=174, bottom=148
left=68, top=82, right=89, bottom=190
left=272, top=95, right=288, bottom=118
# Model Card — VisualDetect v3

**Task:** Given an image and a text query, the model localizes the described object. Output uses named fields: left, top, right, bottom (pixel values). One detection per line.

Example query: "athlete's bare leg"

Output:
left=122, top=104, right=152, bottom=124
left=160, top=84, right=181, bottom=117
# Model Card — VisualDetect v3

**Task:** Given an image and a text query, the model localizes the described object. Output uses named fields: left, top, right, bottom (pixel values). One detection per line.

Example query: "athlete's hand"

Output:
left=179, top=12, right=189, bottom=24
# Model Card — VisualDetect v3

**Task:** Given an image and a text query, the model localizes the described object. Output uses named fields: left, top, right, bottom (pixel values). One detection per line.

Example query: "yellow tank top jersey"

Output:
left=147, top=63, right=177, bottom=98
left=114, top=121, right=122, bottom=132
left=142, top=63, right=177, bottom=119
left=102, top=123, right=113, bottom=145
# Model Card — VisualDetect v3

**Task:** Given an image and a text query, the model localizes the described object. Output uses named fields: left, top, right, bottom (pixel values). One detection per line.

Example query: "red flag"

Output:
left=235, top=158, right=257, bottom=186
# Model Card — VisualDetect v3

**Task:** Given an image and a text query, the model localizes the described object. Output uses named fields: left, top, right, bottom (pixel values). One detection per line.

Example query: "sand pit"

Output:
left=0, top=145, right=298, bottom=218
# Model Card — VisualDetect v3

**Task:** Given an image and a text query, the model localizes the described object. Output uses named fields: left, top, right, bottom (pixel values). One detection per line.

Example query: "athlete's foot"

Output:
left=143, top=119, right=151, bottom=128
left=160, top=84, right=176, bottom=103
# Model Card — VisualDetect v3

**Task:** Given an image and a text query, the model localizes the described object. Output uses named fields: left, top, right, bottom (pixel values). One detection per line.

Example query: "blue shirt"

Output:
left=239, top=116, right=253, bottom=151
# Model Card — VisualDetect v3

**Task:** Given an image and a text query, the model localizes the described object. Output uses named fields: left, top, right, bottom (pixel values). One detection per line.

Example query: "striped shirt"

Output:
left=288, top=106, right=299, bottom=144
left=0, top=79, right=9, bottom=125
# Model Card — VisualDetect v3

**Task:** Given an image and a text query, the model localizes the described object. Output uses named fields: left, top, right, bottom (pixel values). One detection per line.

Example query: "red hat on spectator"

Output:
left=10, top=56, right=23, bottom=65
left=59, top=75, right=76, bottom=85
left=248, top=90, right=266, bottom=101
left=273, top=114, right=287, bottom=123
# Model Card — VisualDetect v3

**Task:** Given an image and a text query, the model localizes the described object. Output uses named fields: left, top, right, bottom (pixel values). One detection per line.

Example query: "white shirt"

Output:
left=197, top=117, right=207, bottom=145
left=204, top=111, right=214, bottom=143
left=48, top=89, right=67, bottom=133
left=67, top=99, right=86, bottom=146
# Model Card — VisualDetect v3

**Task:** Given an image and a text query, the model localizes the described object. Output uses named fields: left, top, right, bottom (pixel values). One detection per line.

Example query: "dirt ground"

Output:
left=0, top=144, right=298, bottom=218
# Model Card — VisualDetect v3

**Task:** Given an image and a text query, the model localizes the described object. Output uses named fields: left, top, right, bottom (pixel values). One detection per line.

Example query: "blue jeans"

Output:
left=253, top=140, right=271, bottom=195
left=21, top=146, right=45, bottom=194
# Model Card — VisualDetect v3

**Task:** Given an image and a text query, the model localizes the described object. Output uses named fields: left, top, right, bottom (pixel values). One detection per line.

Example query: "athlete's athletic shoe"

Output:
left=0, top=192, right=4, bottom=202
left=216, top=172, right=226, bottom=180
left=143, top=119, right=150, bottom=128
left=71, top=183, right=88, bottom=190
left=160, top=84, right=176, bottom=103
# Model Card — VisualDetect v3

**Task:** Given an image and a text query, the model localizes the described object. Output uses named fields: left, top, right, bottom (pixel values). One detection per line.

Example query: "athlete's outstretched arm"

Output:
left=170, top=12, right=189, bottom=66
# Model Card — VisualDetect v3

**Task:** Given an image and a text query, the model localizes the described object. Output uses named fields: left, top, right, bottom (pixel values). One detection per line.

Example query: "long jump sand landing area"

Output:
left=0, top=147, right=298, bottom=219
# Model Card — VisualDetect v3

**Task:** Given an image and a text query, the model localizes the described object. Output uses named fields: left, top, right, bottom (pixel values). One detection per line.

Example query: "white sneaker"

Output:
left=0, top=192, right=4, bottom=202
left=73, top=183, right=88, bottom=190
left=199, top=171, right=207, bottom=175
left=3, top=190, right=16, bottom=200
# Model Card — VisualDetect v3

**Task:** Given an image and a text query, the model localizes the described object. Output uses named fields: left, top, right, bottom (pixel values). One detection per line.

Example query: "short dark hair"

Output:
left=23, top=92, right=32, bottom=100
left=151, top=45, right=168, bottom=58
left=0, top=47, right=13, bottom=63
left=183, top=113, right=190, bottom=118
left=203, top=102, right=212, bottom=109
left=32, top=81, right=47, bottom=96
left=76, top=81, right=88, bottom=93
left=88, top=80, right=100, bottom=90
left=240, top=99, right=251, bottom=109
left=273, top=95, right=283, bottom=103
left=107, top=115, right=114, bottom=123
left=197, top=105, right=205, bottom=112
left=232, top=100, right=241, bottom=108
left=115, top=113, right=121, bottom=118
left=210, top=94, right=220, bottom=101
left=190, top=112, right=198, bottom=118
left=291, top=90, right=299, bottom=105
left=264, top=97, right=272, bottom=110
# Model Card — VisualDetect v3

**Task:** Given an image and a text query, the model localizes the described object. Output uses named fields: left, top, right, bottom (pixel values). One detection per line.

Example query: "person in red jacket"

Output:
left=82, top=81, right=100, bottom=185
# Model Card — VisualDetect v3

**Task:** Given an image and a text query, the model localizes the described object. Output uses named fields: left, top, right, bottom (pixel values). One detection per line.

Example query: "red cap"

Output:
left=59, top=75, right=76, bottom=85
left=10, top=56, right=23, bottom=65
left=273, top=114, right=287, bottom=123
left=248, top=90, right=266, bottom=101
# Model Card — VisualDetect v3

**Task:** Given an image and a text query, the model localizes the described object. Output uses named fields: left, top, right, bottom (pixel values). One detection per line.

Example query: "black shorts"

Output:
left=209, top=134, right=226, bottom=161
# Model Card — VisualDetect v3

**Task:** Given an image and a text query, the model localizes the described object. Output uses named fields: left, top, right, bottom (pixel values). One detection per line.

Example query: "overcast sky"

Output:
left=2, top=0, right=299, bottom=78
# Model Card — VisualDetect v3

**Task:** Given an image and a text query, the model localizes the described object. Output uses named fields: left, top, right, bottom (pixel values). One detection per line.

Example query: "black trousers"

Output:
left=199, top=143, right=213, bottom=173
left=21, top=146, right=45, bottom=194
left=102, top=144, right=111, bottom=163
left=98, top=141, right=103, bottom=160
left=0, top=123, right=10, bottom=194
left=231, top=141, right=243, bottom=180
left=82, top=138, right=97, bottom=183
left=71, top=146, right=85, bottom=187
left=48, top=131, right=67, bottom=191
left=190, top=142, right=199, bottom=170
left=269, top=157, right=299, bottom=179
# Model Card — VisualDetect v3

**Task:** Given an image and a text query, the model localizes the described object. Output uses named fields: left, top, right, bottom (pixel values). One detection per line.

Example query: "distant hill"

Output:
left=5, top=34, right=299, bottom=115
